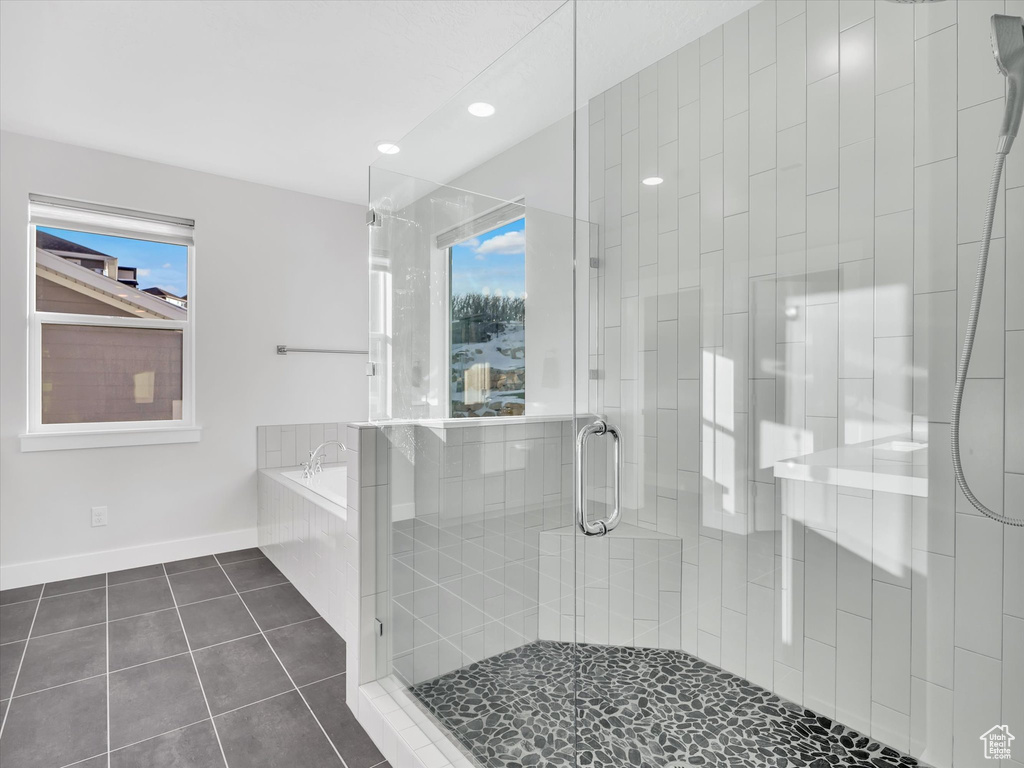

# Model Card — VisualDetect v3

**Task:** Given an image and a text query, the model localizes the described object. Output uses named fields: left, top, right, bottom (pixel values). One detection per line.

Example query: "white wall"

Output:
left=0, top=131, right=368, bottom=587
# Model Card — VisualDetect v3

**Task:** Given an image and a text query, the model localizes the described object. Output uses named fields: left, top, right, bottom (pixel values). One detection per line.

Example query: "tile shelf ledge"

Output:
left=773, top=435, right=928, bottom=497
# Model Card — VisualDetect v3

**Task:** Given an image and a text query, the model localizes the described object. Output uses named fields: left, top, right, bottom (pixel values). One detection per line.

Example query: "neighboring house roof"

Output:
left=36, top=247, right=186, bottom=321
left=36, top=230, right=111, bottom=258
left=142, top=286, right=183, bottom=300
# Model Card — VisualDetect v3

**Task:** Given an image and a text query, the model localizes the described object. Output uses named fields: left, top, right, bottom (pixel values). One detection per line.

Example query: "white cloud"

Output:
left=475, top=230, right=525, bottom=257
left=481, top=286, right=490, bottom=296
left=162, top=262, right=172, bottom=269
left=137, top=268, right=151, bottom=277
left=475, top=254, right=486, bottom=261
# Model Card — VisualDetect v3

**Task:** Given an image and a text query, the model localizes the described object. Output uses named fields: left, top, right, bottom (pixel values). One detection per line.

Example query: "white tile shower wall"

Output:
left=386, top=419, right=575, bottom=687
left=257, top=422, right=351, bottom=469
left=587, top=1, right=1024, bottom=765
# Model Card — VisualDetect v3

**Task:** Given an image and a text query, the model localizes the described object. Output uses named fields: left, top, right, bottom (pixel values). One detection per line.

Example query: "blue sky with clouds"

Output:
left=39, top=226, right=188, bottom=296
left=450, top=217, right=525, bottom=299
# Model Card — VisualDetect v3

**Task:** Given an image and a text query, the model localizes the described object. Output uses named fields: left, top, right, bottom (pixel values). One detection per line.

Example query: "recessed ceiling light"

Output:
left=468, top=102, right=496, bottom=117
left=376, top=142, right=400, bottom=155
left=641, top=176, right=664, bottom=186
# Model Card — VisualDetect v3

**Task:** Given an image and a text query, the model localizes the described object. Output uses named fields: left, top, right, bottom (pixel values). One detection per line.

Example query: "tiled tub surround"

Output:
left=257, top=422, right=352, bottom=470
left=411, top=640, right=931, bottom=768
left=258, top=464, right=350, bottom=639
left=0, top=549, right=387, bottom=768
left=584, top=0, right=1024, bottom=765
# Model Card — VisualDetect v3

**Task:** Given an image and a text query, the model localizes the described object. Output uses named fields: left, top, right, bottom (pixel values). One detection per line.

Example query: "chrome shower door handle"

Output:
left=575, top=419, right=623, bottom=536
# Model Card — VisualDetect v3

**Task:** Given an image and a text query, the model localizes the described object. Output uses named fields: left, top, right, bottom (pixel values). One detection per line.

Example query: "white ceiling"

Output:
left=1, top=0, right=754, bottom=205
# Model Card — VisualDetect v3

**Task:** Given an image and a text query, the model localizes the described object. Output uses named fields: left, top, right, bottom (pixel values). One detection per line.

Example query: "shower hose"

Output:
left=951, top=151, right=1023, bottom=526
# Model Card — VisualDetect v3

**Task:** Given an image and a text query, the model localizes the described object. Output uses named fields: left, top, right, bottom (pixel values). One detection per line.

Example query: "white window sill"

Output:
left=20, top=426, right=202, bottom=452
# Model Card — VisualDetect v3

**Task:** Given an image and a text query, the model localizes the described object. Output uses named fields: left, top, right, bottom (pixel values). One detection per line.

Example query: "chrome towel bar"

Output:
left=276, top=345, right=368, bottom=355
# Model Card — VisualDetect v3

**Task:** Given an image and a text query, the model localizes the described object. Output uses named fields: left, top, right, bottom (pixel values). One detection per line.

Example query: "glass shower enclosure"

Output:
left=367, top=1, right=1023, bottom=767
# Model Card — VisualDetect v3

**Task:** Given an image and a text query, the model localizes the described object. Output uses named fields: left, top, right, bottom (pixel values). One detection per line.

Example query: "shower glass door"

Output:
left=368, top=4, right=585, bottom=766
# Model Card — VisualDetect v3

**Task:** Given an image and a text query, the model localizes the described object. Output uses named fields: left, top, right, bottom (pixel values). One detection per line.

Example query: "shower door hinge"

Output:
left=366, top=208, right=380, bottom=227
left=589, top=368, right=601, bottom=380
left=590, top=256, right=600, bottom=269
left=366, top=362, right=377, bottom=376
left=374, top=619, right=384, bottom=637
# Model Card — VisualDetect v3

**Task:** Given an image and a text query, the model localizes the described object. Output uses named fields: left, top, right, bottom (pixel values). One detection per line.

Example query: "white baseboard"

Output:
left=0, top=527, right=257, bottom=590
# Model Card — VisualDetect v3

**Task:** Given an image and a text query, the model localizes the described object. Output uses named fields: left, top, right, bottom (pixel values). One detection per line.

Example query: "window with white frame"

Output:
left=438, top=202, right=525, bottom=418
left=26, top=195, right=195, bottom=444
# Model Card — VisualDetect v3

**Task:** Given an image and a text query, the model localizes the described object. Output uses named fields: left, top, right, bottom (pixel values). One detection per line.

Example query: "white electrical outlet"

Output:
left=91, top=506, right=107, bottom=527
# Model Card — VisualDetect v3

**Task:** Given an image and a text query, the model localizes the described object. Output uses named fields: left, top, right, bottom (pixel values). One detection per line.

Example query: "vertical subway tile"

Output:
left=805, top=639, right=837, bottom=718
left=678, top=102, right=701, bottom=198
left=839, top=258, right=874, bottom=378
left=749, top=171, right=777, bottom=276
left=777, top=124, right=807, bottom=237
left=659, top=142, right=679, bottom=232
left=807, top=0, right=840, bottom=83
left=622, top=72, right=639, bottom=134
left=622, top=129, right=639, bottom=215
left=914, top=25, right=957, bottom=166
left=956, top=239, right=1005, bottom=379
left=724, top=213, right=750, bottom=315
left=912, top=290, right=956, bottom=425
left=724, top=113, right=749, bottom=216
left=1007, top=187, right=1024, bottom=330
left=957, top=0, right=1007, bottom=110
left=954, top=513, right=1004, bottom=659
left=837, top=494, right=873, bottom=618
left=913, top=158, right=957, bottom=293
left=658, top=52, right=678, bottom=146
left=808, top=74, right=840, bottom=194
left=910, top=678, right=953, bottom=768
left=874, top=0, right=914, bottom=94
left=911, top=549, right=955, bottom=689
left=874, top=210, right=914, bottom=338
left=807, top=189, right=840, bottom=303
left=836, top=610, right=872, bottom=733
left=958, top=99, right=1007, bottom=242
left=700, top=155, right=724, bottom=253
left=749, top=0, right=777, bottom=72
left=839, top=20, right=875, bottom=147
left=871, top=581, right=912, bottom=715
left=749, top=65, right=777, bottom=174
left=952, top=649, right=1003, bottom=768
left=875, top=84, right=914, bottom=216
left=839, top=140, right=874, bottom=263
left=700, top=58, right=724, bottom=159
left=679, top=195, right=700, bottom=289
left=806, top=302, right=839, bottom=417
left=605, top=84, right=621, bottom=169
left=724, top=11, right=749, bottom=118
left=677, top=40, right=700, bottom=106
left=700, top=25, right=724, bottom=64
left=914, top=0, right=956, bottom=39
left=777, top=0, right=805, bottom=25
left=777, top=14, right=807, bottom=131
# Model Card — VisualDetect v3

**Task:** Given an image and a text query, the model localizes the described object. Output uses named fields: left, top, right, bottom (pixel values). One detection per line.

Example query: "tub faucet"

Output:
left=302, top=440, right=349, bottom=479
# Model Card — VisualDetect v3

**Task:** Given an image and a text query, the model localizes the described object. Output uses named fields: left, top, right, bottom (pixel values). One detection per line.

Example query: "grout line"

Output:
left=162, top=563, right=231, bottom=768
left=105, top=716, right=212, bottom=757
left=295, top=670, right=346, bottom=690
left=215, top=556, right=352, bottom=768
left=38, top=584, right=107, bottom=602
left=58, top=750, right=109, bottom=768
left=9, top=672, right=108, bottom=701
left=0, top=588, right=42, bottom=738
left=107, top=572, right=171, bottom=588
left=211, top=688, right=294, bottom=719
left=105, top=572, right=110, bottom=768
left=213, top=553, right=270, bottom=568
left=0, top=592, right=44, bottom=607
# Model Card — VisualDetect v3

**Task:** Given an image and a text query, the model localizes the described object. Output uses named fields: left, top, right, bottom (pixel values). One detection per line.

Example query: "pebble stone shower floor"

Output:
left=0, top=548, right=388, bottom=768
left=412, top=640, right=930, bottom=768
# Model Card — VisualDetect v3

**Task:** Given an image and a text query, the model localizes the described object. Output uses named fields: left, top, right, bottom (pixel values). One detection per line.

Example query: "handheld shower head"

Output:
left=991, top=14, right=1024, bottom=154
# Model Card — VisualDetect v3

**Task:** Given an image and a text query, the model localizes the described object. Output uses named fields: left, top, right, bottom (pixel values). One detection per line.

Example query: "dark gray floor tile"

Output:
left=178, top=594, right=259, bottom=650
left=109, top=654, right=208, bottom=749
left=0, top=584, right=41, bottom=606
left=241, top=584, right=318, bottom=631
left=110, top=719, right=225, bottom=768
left=1, top=641, right=24, bottom=699
left=110, top=607, right=188, bottom=671
left=109, top=563, right=166, bottom=585
left=193, top=634, right=292, bottom=715
left=31, top=588, right=105, bottom=637
left=109, top=576, right=174, bottom=620
left=302, top=675, right=384, bottom=768
left=215, top=548, right=266, bottom=565
left=221, top=557, right=286, bottom=592
left=15, top=623, right=106, bottom=696
left=216, top=690, right=342, bottom=767
left=0, top=675, right=107, bottom=768
left=42, top=573, right=106, bottom=598
left=165, top=555, right=219, bottom=575
left=266, top=617, right=346, bottom=687
left=169, top=567, right=234, bottom=605
left=0, top=601, right=37, bottom=643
